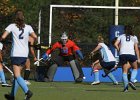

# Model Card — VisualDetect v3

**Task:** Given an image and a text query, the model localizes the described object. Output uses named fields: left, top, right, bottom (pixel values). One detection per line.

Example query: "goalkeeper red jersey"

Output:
left=46, top=39, right=80, bottom=56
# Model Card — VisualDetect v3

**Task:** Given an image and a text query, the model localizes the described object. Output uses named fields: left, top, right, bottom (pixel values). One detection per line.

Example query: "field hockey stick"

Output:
left=34, top=58, right=43, bottom=65
left=34, top=56, right=52, bottom=65
left=40, top=46, right=49, bottom=49
left=33, top=43, right=50, bottom=50
left=90, top=67, right=94, bottom=76
left=2, top=63, right=14, bottom=76
left=102, top=67, right=117, bottom=77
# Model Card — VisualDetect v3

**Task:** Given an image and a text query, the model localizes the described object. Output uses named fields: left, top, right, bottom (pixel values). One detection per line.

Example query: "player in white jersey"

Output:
left=90, top=36, right=118, bottom=85
left=24, top=36, right=37, bottom=85
left=1, top=10, right=37, bottom=100
left=0, top=42, right=11, bottom=87
left=114, top=25, right=140, bottom=92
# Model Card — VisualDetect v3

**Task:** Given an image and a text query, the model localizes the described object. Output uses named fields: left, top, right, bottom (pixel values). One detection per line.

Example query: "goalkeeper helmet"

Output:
left=61, top=32, right=68, bottom=45
left=61, top=32, right=68, bottom=40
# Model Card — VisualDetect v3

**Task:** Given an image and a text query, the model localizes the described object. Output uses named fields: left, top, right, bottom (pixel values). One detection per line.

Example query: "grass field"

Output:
left=0, top=81, right=140, bottom=100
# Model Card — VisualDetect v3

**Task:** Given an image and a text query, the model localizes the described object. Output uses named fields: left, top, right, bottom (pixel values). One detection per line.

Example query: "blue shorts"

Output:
left=119, top=54, right=137, bottom=65
left=11, top=57, right=27, bottom=66
left=100, top=61, right=115, bottom=70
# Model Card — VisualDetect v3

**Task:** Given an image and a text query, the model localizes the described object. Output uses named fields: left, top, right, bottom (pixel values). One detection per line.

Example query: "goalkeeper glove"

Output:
left=42, top=53, right=48, bottom=60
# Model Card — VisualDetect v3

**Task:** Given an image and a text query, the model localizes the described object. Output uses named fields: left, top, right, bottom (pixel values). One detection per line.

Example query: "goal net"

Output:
left=44, top=5, right=140, bottom=66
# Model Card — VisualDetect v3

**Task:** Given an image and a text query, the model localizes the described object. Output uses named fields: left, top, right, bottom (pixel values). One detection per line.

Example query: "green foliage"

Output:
left=1, top=0, right=140, bottom=43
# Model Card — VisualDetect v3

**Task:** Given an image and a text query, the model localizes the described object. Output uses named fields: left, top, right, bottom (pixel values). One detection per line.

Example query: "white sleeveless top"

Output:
left=117, top=34, right=138, bottom=55
left=98, top=43, right=116, bottom=62
left=5, top=23, right=34, bottom=57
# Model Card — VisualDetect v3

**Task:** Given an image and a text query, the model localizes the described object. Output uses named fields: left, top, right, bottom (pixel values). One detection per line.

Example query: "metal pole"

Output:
left=49, top=5, right=53, bottom=47
left=37, top=10, right=41, bottom=66
left=115, top=0, right=119, bottom=25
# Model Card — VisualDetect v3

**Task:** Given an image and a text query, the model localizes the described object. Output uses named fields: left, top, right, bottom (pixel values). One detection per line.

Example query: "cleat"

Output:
left=25, top=80, right=31, bottom=85
left=4, top=94, right=15, bottom=100
left=43, top=78, right=50, bottom=82
left=129, top=81, right=136, bottom=90
left=1, top=83, right=12, bottom=87
left=113, top=82, right=119, bottom=85
left=123, top=86, right=128, bottom=92
left=24, top=90, right=33, bottom=100
left=133, top=79, right=137, bottom=83
left=91, top=81, right=100, bottom=85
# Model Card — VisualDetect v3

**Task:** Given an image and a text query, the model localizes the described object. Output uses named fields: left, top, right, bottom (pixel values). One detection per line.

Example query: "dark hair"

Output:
left=15, top=10, right=25, bottom=29
left=124, top=25, right=134, bottom=36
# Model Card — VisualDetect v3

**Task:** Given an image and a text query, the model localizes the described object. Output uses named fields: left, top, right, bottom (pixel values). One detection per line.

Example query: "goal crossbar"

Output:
left=51, top=5, right=140, bottom=9
left=49, top=4, right=140, bottom=46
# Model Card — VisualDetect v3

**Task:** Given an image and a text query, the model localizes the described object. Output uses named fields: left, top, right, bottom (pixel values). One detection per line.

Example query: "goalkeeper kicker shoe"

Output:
left=25, top=90, right=33, bottom=100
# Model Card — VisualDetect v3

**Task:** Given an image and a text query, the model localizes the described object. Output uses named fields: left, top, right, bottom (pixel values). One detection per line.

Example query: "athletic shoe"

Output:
left=1, top=83, right=12, bottom=87
left=75, top=77, right=83, bottom=83
left=129, top=81, right=136, bottom=90
left=113, top=82, right=119, bottom=85
left=4, top=94, right=15, bottom=100
left=133, top=79, right=137, bottom=83
left=43, top=78, right=50, bottom=82
left=25, top=80, right=31, bottom=85
left=123, top=86, right=128, bottom=92
left=91, top=81, right=100, bottom=85
left=24, top=90, right=33, bottom=100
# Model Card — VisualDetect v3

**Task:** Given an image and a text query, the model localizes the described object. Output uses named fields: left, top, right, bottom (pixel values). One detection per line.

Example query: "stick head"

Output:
left=34, top=61, right=38, bottom=65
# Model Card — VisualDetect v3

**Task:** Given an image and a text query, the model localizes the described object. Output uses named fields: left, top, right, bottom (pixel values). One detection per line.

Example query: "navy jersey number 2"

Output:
left=19, top=28, right=24, bottom=39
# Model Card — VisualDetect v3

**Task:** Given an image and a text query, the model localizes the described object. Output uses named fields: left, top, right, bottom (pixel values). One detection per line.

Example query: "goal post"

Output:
left=48, top=3, right=140, bottom=60
left=49, top=4, right=140, bottom=46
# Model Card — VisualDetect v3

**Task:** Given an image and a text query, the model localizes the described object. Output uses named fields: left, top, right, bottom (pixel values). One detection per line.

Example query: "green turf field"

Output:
left=0, top=81, right=140, bottom=100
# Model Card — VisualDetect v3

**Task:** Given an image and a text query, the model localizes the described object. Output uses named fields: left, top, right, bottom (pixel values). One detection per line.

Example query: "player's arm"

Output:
left=134, top=43, right=140, bottom=63
left=30, top=32, right=37, bottom=41
left=0, top=42, right=3, bottom=63
left=91, top=60, right=99, bottom=67
left=0, top=49, right=3, bottom=62
left=114, top=40, right=120, bottom=51
left=42, top=42, right=59, bottom=60
left=29, top=36, right=37, bottom=61
left=72, top=42, right=84, bottom=60
left=1, top=31, right=9, bottom=40
left=90, top=44, right=101, bottom=56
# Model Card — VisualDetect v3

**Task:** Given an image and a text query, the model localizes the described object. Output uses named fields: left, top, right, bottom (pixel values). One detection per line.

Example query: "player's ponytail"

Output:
left=97, top=35, right=104, bottom=43
left=125, top=25, right=134, bottom=36
left=15, top=10, right=25, bottom=30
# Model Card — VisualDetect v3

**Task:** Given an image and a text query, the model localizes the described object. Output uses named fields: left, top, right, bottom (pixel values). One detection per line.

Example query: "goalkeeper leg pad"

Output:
left=46, top=64, right=57, bottom=82
left=70, top=60, right=83, bottom=82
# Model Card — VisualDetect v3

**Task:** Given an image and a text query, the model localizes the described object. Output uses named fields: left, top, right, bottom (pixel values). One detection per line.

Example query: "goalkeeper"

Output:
left=42, top=32, right=84, bottom=83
